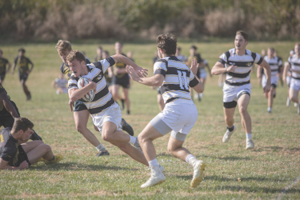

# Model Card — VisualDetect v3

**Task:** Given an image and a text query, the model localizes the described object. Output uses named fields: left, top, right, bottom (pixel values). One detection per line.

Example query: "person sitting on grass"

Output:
left=0, top=118, right=63, bottom=170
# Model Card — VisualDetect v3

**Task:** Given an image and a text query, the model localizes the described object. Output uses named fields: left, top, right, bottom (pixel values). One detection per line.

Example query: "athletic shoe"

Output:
left=246, top=139, right=255, bottom=149
left=121, top=118, right=134, bottom=136
left=26, top=92, right=31, bottom=101
left=97, top=151, right=109, bottom=157
left=190, top=160, right=206, bottom=188
left=286, top=97, right=291, bottom=107
left=141, top=165, right=166, bottom=188
left=222, top=125, right=236, bottom=143
left=134, top=138, right=143, bottom=152
left=44, top=154, right=63, bottom=164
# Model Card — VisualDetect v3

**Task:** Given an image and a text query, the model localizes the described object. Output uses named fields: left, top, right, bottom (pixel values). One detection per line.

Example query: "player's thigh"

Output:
left=139, top=122, right=166, bottom=142
left=122, top=88, right=129, bottom=99
left=289, top=87, right=299, bottom=99
left=73, top=109, right=90, bottom=127
left=167, top=134, right=185, bottom=151
left=237, top=93, right=250, bottom=112
left=21, top=140, right=44, bottom=153
left=111, top=84, right=120, bottom=94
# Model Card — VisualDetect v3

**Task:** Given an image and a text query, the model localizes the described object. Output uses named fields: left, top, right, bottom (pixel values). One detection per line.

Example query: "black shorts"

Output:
left=0, top=73, right=5, bottom=81
left=0, top=115, right=14, bottom=128
left=73, top=99, right=87, bottom=112
left=19, top=73, right=28, bottom=82
left=112, top=74, right=130, bottom=89
left=14, top=145, right=31, bottom=167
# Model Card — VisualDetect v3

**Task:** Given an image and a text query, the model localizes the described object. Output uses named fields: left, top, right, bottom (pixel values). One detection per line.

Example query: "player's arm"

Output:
left=108, top=67, right=113, bottom=78
left=190, top=59, right=204, bottom=93
left=111, top=54, right=148, bottom=77
left=256, top=65, right=262, bottom=78
left=0, top=91, right=19, bottom=118
left=127, top=66, right=164, bottom=87
left=205, top=63, right=212, bottom=77
left=28, top=59, right=34, bottom=74
left=0, top=158, right=28, bottom=170
left=51, top=80, right=57, bottom=89
left=11, top=57, right=17, bottom=75
left=283, top=62, right=291, bottom=83
left=211, top=62, right=237, bottom=75
left=258, top=59, right=271, bottom=92
left=68, top=81, right=96, bottom=102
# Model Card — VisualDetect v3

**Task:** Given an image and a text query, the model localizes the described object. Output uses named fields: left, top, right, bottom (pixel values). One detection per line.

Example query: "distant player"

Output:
left=0, top=50, right=11, bottom=84
left=257, top=49, right=266, bottom=87
left=52, top=73, right=68, bottom=94
left=175, top=47, right=187, bottom=62
left=152, top=50, right=164, bottom=111
left=111, top=42, right=131, bottom=114
left=94, top=46, right=103, bottom=62
left=127, top=33, right=206, bottom=188
left=12, top=48, right=34, bottom=101
left=195, top=55, right=212, bottom=100
left=285, top=49, right=297, bottom=107
left=102, top=51, right=114, bottom=93
left=211, top=30, right=271, bottom=149
left=257, top=47, right=282, bottom=113
left=67, top=50, right=149, bottom=167
left=55, top=40, right=109, bottom=157
left=283, top=43, right=300, bottom=114
left=0, top=118, right=62, bottom=170
left=274, top=50, right=284, bottom=87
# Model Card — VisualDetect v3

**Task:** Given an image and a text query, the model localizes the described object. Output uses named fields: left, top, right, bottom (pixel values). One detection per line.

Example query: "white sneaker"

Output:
left=222, top=125, right=236, bottom=143
left=191, top=160, right=206, bottom=188
left=286, top=97, right=291, bottom=107
left=294, top=102, right=298, bottom=107
left=141, top=165, right=166, bottom=188
left=246, top=139, right=255, bottom=149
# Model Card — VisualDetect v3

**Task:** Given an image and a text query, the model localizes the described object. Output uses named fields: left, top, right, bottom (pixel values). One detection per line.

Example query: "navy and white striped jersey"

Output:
left=68, top=57, right=115, bottom=115
left=153, top=56, right=199, bottom=104
left=263, top=56, right=282, bottom=77
left=288, top=54, right=300, bottom=79
left=219, top=48, right=263, bottom=86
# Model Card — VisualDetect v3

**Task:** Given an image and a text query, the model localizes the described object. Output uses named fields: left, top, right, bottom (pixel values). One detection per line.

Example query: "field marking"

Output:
left=276, top=175, right=300, bottom=200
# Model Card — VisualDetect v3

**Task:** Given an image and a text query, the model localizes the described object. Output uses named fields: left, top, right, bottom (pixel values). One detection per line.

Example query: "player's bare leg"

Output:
left=111, top=84, right=122, bottom=101
left=237, top=94, right=254, bottom=149
left=101, top=121, right=148, bottom=166
left=21, top=80, right=30, bottom=100
left=289, top=88, right=300, bottom=114
left=157, top=94, right=164, bottom=111
left=222, top=107, right=236, bottom=143
left=267, top=87, right=275, bottom=113
left=122, top=88, right=130, bottom=114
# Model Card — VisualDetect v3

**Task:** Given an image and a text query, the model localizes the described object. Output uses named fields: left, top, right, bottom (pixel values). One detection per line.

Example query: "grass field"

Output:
left=0, top=40, right=299, bottom=200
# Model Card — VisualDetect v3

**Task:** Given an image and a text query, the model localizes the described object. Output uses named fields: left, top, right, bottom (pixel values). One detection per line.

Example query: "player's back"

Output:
left=264, top=56, right=282, bottom=77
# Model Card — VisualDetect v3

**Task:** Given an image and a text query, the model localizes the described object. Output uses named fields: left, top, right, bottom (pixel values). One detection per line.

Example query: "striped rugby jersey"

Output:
left=219, top=48, right=263, bottom=86
left=154, top=56, right=199, bottom=104
left=288, top=54, right=300, bottom=79
left=68, top=57, right=115, bottom=115
left=263, top=56, right=282, bottom=77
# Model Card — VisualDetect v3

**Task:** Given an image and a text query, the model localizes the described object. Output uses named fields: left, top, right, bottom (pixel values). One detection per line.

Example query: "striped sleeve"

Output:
left=189, top=71, right=199, bottom=87
left=68, top=75, right=78, bottom=90
left=255, top=53, right=263, bottom=65
left=98, top=57, right=115, bottom=73
left=218, top=53, right=227, bottom=65
left=153, top=61, right=167, bottom=77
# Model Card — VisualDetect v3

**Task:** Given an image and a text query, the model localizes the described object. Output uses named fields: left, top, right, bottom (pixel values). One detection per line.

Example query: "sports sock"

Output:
left=96, top=144, right=106, bottom=152
left=185, top=154, right=196, bottom=165
left=129, top=135, right=136, bottom=145
left=127, top=110, right=130, bottom=115
left=149, top=158, right=159, bottom=167
left=227, top=125, right=234, bottom=132
left=268, top=107, right=272, bottom=112
left=246, top=133, right=252, bottom=139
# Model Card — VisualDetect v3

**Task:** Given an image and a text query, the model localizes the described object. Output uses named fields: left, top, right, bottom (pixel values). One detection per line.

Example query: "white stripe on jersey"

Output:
left=263, top=56, right=282, bottom=77
left=288, top=54, right=300, bottom=79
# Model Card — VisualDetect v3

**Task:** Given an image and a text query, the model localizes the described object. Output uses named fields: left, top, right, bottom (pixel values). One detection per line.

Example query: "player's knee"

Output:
left=239, top=105, right=247, bottom=114
left=138, top=134, right=147, bottom=144
left=101, top=130, right=113, bottom=142
left=41, top=144, right=51, bottom=152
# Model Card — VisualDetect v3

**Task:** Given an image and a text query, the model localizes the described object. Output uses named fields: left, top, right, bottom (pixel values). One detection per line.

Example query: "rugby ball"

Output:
left=78, top=77, right=95, bottom=102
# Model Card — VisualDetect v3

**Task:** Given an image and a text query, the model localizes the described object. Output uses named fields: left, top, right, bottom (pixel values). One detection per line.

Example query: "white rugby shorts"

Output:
left=262, top=75, right=278, bottom=88
left=92, top=102, right=122, bottom=133
left=199, top=68, right=207, bottom=79
left=286, top=76, right=291, bottom=87
left=290, top=78, right=300, bottom=91
left=223, top=83, right=251, bottom=103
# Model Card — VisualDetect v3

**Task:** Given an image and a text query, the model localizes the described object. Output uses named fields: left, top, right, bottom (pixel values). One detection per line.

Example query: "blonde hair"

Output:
left=55, top=40, right=72, bottom=54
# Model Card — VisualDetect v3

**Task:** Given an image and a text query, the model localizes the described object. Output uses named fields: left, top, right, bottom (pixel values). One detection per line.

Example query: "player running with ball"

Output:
left=127, top=33, right=206, bottom=189
left=67, top=51, right=150, bottom=167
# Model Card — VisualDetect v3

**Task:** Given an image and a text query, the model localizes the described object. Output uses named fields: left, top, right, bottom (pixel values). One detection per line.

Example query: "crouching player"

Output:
left=67, top=51, right=149, bottom=166
left=0, top=118, right=62, bottom=170
left=127, top=33, right=206, bottom=188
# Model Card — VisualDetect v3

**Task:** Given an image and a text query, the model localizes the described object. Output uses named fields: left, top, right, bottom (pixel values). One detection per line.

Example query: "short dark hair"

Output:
left=103, top=50, right=109, bottom=55
left=236, top=30, right=248, bottom=41
left=177, top=47, right=181, bottom=51
left=66, top=50, right=86, bottom=63
left=11, top=118, right=34, bottom=134
left=18, top=48, right=25, bottom=53
left=190, top=45, right=197, bottom=50
left=156, top=33, right=177, bottom=55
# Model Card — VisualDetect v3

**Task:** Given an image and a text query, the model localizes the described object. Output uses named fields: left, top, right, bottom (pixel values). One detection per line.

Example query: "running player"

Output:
left=0, top=118, right=62, bottom=170
left=111, top=42, right=131, bottom=114
left=285, top=50, right=295, bottom=106
left=257, top=49, right=266, bottom=88
left=94, top=46, right=103, bottom=62
left=55, top=40, right=109, bottom=156
left=66, top=50, right=149, bottom=167
left=0, top=50, right=11, bottom=84
left=52, top=73, right=68, bottom=94
left=283, top=43, right=300, bottom=114
left=274, top=50, right=284, bottom=87
left=127, top=33, right=206, bottom=188
left=12, top=48, right=34, bottom=101
left=257, top=47, right=282, bottom=113
left=211, top=30, right=271, bottom=149
left=195, top=55, right=212, bottom=100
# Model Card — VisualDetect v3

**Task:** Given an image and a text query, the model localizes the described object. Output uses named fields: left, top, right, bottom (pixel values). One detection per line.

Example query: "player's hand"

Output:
left=263, top=83, right=271, bottom=93
left=226, top=65, right=237, bottom=72
left=126, top=66, right=140, bottom=81
left=88, top=79, right=97, bottom=91
left=18, top=161, right=29, bottom=170
left=69, top=99, right=74, bottom=112
left=135, top=66, right=148, bottom=77
left=190, top=58, right=199, bottom=75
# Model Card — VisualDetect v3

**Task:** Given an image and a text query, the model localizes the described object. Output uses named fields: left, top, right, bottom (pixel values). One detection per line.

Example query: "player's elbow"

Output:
left=154, top=79, right=163, bottom=87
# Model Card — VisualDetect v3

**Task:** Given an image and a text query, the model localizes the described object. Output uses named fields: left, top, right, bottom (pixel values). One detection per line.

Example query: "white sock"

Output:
left=129, top=135, right=136, bottom=145
left=149, top=159, right=159, bottom=167
left=246, top=133, right=252, bottom=139
left=96, top=144, right=106, bottom=152
left=268, top=107, right=271, bottom=112
left=185, top=154, right=196, bottom=166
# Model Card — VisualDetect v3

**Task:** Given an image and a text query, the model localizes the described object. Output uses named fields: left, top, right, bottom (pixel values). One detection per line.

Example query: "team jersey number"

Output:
left=0, top=134, right=3, bottom=142
left=177, top=71, right=189, bottom=90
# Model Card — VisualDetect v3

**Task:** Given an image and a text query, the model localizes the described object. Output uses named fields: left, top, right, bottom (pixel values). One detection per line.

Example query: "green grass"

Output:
left=0, top=41, right=299, bottom=200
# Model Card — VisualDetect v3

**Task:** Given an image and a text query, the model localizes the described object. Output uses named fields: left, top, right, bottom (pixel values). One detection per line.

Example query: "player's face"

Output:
left=97, top=49, right=102, bottom=56
left=115, top=43, right=122, bottom=53
left=18, top=51, right=24, bottom=57
left=20, top=128, right=33, bottom=142
left=267, top=49, right=274, bottom=58
left=68, top=59, right=84, bottom=77
left=294, top=45, right=300, bottom=55
left=190, top=48, right=195, bottom=56
left=234, top=35, right=248, bottom=51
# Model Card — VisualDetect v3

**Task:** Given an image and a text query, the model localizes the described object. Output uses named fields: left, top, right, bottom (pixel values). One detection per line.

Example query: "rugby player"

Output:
left=211, top=30, right=271, bottom=149
left=94, top=46, right=103, bottom=62
left=12, top=48, right=33, bottom=101
left=127, top=33, right=206, bottom=188
left=0, top=50, right=11, bottom=84
left=52, top=73, right=68, bottom=94
left=66, top=50, right=149, bottom=166
left=0, top=118, right=62, bottom=170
